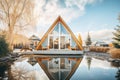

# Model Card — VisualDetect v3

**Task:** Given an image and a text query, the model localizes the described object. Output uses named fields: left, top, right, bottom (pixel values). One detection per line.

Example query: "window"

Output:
left=42, top=22, right=77, bottom=50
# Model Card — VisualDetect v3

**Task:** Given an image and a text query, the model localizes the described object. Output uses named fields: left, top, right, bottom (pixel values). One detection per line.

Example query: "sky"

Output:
left=30, top=0, right=120, bottom=42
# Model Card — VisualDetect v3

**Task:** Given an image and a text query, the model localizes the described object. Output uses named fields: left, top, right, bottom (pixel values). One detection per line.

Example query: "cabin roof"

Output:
left=36, top=16, right=83, bottom=50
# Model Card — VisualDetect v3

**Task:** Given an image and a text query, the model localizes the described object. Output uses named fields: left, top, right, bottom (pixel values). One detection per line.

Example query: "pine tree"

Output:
left=85, top=32, right=92, bottom=46
left=113, top=25, right=120, bottom=48
left=112, top=15, right=120, bottom=48
left=0, top=35, right=9, bottom=57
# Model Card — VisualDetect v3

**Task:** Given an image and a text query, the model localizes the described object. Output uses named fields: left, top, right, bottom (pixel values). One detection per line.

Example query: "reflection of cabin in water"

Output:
left=37, top=57, right=82, bottom=80
left=36, top=16, right=83, bottom=51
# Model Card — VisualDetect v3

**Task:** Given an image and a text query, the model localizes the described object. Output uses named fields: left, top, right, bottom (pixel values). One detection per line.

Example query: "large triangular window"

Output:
left=36, top=16, right=82, bottom=50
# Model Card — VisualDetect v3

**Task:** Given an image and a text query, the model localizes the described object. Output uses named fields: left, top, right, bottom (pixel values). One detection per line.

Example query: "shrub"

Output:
left=108, top=48, right=120, bottom=59
left=0, top=35, right=9, bottom=57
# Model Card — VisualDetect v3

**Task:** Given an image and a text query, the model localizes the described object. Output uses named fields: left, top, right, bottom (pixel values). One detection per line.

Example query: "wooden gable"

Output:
left=36, top=16, right=83, bottom=50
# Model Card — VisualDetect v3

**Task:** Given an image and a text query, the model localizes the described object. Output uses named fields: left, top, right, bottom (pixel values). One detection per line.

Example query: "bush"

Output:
left=108, top=48, right=120, bottom=59
left=0, top=35, right=9, bottom=57
left=89, top=46, right=110, bottom=53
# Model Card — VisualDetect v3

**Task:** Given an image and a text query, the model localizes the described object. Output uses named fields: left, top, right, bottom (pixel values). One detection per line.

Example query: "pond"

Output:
left=0, top=55, right=120, bottom=80
left=71, top=56, right=120, bottom=80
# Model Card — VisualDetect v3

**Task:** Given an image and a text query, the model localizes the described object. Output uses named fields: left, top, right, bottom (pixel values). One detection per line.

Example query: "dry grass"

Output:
left=90, top=46, right=110, bottom=53
left=108, top=48, right=120, bottom=59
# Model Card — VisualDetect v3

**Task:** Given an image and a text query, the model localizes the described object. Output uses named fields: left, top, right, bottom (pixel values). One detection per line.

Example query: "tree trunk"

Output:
left=8, top=27, right=14, bottom=51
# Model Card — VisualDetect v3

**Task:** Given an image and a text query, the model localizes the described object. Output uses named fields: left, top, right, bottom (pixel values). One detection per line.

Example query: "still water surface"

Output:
left=1, top=55, right=120, bottom=80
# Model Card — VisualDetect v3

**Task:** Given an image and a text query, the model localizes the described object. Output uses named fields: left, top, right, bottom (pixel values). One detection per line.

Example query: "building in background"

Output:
left=29, top=35, right=40, bottom=49
left=92, top=41, right=109, bottom=47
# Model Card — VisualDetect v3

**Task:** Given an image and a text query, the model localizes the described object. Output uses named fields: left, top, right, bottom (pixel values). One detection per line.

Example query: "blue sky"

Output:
left=69, top=0, right=120, bottom=32
left=33, top=0, right=120, bottom=41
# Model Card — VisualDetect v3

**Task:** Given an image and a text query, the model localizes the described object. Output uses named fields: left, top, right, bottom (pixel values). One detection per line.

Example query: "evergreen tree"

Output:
left=113, top=15, right=120, bottom=48
left=0, top=35, right=9, bottom=57
left=85, top=32, right=92, bottom=46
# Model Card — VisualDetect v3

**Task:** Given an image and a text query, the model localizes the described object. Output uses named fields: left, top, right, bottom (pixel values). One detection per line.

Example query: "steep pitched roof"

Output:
left=36, top=16, right=83, bottom=50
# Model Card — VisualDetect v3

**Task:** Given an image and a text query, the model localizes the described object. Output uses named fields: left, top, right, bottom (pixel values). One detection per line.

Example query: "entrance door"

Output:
left=60, top=36, right=65, bottom=49
left=49, top=35, right=71, bottom=50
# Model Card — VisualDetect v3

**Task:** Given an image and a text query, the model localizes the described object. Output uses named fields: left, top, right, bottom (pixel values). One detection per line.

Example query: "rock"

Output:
left=108, top=58, right=114, bottom=62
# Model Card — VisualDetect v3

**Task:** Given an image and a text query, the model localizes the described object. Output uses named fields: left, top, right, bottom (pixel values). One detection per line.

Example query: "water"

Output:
left=71, top=56, right=119, bottom=80
left=0, top=63, right=8, bottom=79
left=0, top=55, right=120, bottom=80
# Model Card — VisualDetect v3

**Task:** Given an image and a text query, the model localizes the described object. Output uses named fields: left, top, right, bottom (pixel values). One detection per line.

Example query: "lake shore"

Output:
left=85, top=51, right=120, bottom=63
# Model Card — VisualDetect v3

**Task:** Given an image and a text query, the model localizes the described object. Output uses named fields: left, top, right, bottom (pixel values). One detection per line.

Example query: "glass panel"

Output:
left=42, top=37, right=48, bottom=47
left=60, top=36, right=65, bottom=49
left=60, top=23, right=69, bottom=35
left=65, top=36, right=70, bottom=49
left=53, top=36, right=59, bottom=49
left=50, top=23, right=59, bottom=35
left=71, top=37, right=77, bottom=48
left=49, top=36, right=53, bottom=49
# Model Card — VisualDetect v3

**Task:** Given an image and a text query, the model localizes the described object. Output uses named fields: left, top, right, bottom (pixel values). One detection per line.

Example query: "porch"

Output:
left=20, top=50, right=83, bottom=58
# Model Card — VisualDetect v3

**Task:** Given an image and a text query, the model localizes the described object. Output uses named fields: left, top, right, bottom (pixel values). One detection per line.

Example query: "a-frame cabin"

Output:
left=36, top=16, right=83, bottom=50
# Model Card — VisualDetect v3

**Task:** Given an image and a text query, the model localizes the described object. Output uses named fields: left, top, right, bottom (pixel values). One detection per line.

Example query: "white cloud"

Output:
left=35, top=0, right=83, bottom=26
left=34, top=0, right=111, bottom=43
left=65, top=0, right=97, bottom=10
left=76, top=29, right=114, bottom=42
left=80, top=56, right=116, bottom=70
left=34, top=0, right=102, bottom=37
left=90, top=29, right=114, bottom=40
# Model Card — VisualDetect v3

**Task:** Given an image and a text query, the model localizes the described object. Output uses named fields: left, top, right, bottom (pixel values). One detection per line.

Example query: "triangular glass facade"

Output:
left=41, top=22, right=78, bottom=50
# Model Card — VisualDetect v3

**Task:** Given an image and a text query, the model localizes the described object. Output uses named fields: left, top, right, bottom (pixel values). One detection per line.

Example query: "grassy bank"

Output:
left=89, top=46, right=120, bottom=59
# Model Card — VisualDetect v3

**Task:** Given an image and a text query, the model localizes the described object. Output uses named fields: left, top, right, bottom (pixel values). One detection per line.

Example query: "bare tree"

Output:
left=0, top=0, right=36, bottom=50
left=0, top=29, right=6, bottom=36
